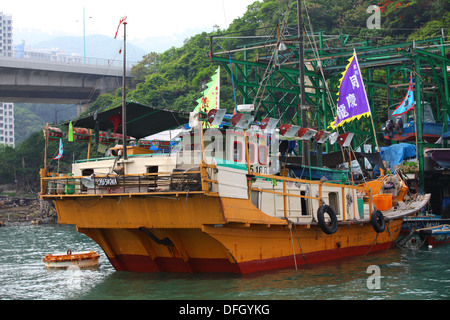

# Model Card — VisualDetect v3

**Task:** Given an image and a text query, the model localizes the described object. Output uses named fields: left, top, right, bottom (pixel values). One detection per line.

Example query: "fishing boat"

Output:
left=382, top=118, right=443, bottom=143
left=38, top=14, right=432, bottom=274
left=382, top=103, right=443, bottom=143
left=42, top=250, right=100, bottom=269
left=39, top=102, right=431, bottom=273
left=401, top=214, right=450, bottom=234
left=425, top=149, right=450, bottom=169
left=415, top=225, right=450, bottom=247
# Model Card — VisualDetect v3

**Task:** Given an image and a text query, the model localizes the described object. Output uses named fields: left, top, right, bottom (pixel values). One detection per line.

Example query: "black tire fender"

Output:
left=317, top=204, right=338, bottom=235
left=371, top=209, right=385, bottom=233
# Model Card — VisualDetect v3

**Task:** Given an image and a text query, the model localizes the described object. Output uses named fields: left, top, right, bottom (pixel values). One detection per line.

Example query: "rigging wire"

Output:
left=253, top=0, right=294, bottom=119
left=222, top=0, right=238, bottom=112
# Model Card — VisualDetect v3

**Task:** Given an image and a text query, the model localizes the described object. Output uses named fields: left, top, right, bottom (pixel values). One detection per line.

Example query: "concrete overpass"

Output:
left=0, top=56, right=132, bottom=104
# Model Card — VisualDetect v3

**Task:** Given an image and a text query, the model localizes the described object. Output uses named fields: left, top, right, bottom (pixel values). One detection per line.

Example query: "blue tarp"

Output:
left=374, top=143, right=416, bottom=177
left=381, top=143, right=416, bottom=169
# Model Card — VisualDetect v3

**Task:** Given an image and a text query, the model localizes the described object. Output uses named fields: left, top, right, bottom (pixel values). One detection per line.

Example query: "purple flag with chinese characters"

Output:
left=329, top=50, right=371, bottom=129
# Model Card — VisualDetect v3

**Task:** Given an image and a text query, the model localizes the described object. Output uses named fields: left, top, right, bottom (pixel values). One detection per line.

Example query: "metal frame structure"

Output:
left=209, top=28, right=449, bottom=192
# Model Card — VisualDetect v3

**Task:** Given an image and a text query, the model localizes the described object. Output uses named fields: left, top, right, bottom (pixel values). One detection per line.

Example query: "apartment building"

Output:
left=0, top=102, right=15, bottom=147
left=0, top=12, right=13, bottom=57
left=0, top=12, right=14, bottom=147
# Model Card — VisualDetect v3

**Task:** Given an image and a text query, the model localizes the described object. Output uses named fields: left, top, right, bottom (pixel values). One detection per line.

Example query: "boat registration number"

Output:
left=97, top=178, right=118, bottom=186
left=250, top=165, right=269, bottom=174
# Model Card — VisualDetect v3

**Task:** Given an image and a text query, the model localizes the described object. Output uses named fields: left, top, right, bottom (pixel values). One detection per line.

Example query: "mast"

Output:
left=297, top=0, right=308, bottom=166
left=122, top=21, right=128, bottom=161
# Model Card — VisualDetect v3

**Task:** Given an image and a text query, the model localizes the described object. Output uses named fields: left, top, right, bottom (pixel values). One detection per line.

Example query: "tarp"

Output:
left=359, top=151, right=386, bottom=171
left=71, top=102, right=189, bottom=140
left=381, top=143, right=416, bottom=168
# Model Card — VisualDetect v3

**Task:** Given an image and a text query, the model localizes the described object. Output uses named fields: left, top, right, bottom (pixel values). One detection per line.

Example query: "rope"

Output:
left=302, top=1, right=338, bottom=120
left=253, top=2, right=293, bottom=118
left=385, top=220, right=394, bottom=251
left=221, top=0, right=238, bottom=113
left=289, top=221, right=298, bottom=271
left=293, top=223, right=308, bottom=266
left=364, top=233, right=379, bottom=255
left=395, top=229, right=415, bottom=248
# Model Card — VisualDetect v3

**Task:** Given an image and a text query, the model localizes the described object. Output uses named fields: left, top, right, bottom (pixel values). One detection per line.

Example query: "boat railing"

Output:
left=246, top=171, right=374, bottom=222
left=40, top=165, right=375, bottom=222
left=40, top=170, right=203, bottom=197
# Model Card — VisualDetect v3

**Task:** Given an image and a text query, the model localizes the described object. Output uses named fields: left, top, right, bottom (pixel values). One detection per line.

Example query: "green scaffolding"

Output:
left=210, top=30, right=449, bottom=192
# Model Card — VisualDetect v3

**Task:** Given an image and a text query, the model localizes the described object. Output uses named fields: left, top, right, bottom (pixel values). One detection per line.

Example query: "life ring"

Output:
left=66, top=249, right=72, bottom=255
left=371, top=209, right=385, bottom=233
left=317, top=204, right=338, bottom=235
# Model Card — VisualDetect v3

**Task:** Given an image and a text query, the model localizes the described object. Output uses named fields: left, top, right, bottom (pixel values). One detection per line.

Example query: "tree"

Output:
left=131, top=52, right=162, bottom=84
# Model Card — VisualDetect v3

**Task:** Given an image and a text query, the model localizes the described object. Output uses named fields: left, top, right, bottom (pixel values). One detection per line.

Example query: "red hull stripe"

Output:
left=425, top=236, right=450, bottom=247
left=108, top=241, right=395, bottom=274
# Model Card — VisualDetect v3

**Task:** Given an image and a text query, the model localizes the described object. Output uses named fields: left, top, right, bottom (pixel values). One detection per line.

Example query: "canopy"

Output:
left=71, top=102, right=189, bottom=139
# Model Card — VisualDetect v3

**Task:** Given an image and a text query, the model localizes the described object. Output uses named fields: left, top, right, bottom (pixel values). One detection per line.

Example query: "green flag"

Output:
left=194, top=66, right=220, bottom=113
left=68, top=121, right=73, bottom=142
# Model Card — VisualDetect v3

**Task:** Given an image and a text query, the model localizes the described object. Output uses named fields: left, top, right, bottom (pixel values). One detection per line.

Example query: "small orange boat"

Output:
left=43, top=250, right=100, bottom=269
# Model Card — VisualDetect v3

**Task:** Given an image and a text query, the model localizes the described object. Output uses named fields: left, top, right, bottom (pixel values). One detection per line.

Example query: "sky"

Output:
left=2, top=0, right=257, bottom=47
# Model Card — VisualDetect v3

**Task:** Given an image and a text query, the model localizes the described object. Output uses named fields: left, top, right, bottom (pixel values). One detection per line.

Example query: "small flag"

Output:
left=52, top=139, right=63, bottom=160
left=329, top=50, right=371, bottom=129
left=68, top=121, right=73, bottom=142
left=391, top=74, right=414, bottom=116
left=114, top=16, right=127, bottom=39
left=109, top=113, right=122, bottom=133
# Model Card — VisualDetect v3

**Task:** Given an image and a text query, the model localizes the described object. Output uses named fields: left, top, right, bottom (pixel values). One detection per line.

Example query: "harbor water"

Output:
left=0, top=224, right=449, bottom=300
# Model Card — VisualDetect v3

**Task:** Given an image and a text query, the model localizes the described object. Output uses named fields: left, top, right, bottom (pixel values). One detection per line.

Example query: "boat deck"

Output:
left=40, top=167, right=430, bottom=227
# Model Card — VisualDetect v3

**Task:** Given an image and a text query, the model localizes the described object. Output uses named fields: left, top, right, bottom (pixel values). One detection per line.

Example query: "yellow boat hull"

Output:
left=54, top=194, right=402, bottom=274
